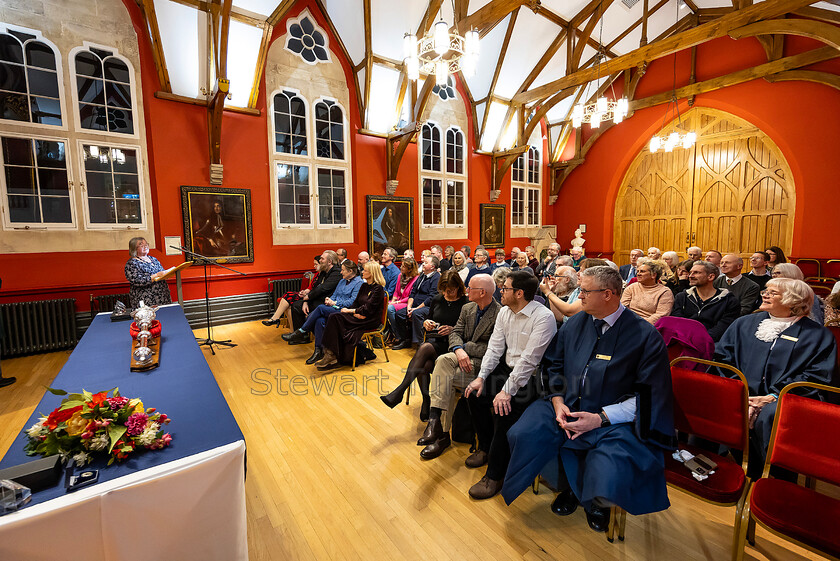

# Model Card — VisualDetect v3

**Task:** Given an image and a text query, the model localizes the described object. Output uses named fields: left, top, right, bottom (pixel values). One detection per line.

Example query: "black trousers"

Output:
left=290, top=299, right=323, bottom=332
left=467, top=361, right=541, bottom=481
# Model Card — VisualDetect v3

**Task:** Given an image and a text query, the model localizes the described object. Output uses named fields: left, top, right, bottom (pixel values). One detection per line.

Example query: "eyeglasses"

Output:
left=761, top=289, right=782, bottom=297
left=465, top=287, right=485, bottom=293
left=498, top=286, right=516, bottom=293
left=578, top=288, right=608, bottom=296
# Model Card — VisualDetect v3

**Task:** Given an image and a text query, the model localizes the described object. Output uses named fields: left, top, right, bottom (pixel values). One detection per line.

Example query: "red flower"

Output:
left=45, top=405, right=83, bottom=431
left=89, top=392, right=108, bottom=408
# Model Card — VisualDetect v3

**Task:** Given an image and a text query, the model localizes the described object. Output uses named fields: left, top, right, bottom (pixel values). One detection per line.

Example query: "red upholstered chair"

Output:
left=352, top=293, right=390, bottom=372
left=735, top=382, right=840, bottom=561
left=795, top=258, right=821, bottom=280
left=823, top=259, right=840, bottom=281
left=667, top=357, right=751, bottom=561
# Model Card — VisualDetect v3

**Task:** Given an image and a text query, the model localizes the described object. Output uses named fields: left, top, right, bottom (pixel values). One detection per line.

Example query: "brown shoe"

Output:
left=469, top=475, right=503, bottom=500
left=314, top=349, right=336, bottom=367
left=417, top=418, right=443, bottom=446
left=420, top=433, right=450, bottom=460
left=465, top=450, right=488, bottom=469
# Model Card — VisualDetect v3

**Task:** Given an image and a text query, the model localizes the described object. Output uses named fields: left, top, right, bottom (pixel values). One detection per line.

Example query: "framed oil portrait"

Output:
left=480, top=204, right=505, bottom=249
left=367, top=195, right=414, bottom=259
left=181, top=186, right=254, bottom=264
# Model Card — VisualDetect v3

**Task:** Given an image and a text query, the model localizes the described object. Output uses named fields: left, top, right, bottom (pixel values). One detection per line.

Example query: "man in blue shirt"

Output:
left=381, top=247, right=400, bottom=296
left=284, top=260, right=363, bottom=364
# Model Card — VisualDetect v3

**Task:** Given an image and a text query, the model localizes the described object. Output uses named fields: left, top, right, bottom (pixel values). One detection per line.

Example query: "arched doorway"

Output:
left=613, top=107, right=795, bottom=267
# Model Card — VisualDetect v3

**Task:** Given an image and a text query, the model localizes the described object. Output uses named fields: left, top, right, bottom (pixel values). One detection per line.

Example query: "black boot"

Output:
left=0, top=376, right=15, bottom=388
left=305, top=347, right=324, bottom=365
left=284, top=330, right=310, bottom=345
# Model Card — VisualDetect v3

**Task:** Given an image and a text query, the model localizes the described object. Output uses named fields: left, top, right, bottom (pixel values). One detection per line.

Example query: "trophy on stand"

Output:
left=130, top=301, right=162, bottom=371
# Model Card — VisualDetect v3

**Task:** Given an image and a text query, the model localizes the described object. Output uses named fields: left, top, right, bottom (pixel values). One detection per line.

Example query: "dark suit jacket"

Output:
left=448, top=299, right=501, bottom=372
left=619, top=263, right=637, bottom=282
left=409, top=271, right=440, bottom=308
left=714, top=275, right=760, bottom=316
left=307, top=266, right=342, bottom=308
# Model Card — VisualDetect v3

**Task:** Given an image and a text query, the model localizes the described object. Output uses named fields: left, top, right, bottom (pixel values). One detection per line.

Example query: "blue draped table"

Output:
left=0, top=304, right=247, bottom=561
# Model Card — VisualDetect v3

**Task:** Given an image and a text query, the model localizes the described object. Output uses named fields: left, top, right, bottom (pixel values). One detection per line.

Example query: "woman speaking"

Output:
left=124, top=237, right=174, bottom=308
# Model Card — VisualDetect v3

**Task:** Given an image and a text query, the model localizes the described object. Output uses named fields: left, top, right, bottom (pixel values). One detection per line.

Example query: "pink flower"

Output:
left=149, top=433, right=172, bottom=450
left=125, top=413, right=149, bottom=436
left=107, top=396, right=130, bottom=410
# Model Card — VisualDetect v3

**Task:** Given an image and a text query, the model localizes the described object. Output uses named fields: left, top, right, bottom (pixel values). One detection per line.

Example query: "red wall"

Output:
left=0, top=0, right=541, bottom=307
left=552, top=34, right=840, bottom=260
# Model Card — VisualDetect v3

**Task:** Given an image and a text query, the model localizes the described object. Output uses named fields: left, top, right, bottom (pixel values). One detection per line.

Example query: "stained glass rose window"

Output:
left=285, top=16, right=329, bottom=64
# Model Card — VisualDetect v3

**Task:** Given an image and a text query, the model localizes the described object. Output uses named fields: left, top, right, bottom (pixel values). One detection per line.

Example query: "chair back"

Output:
left=823, top=259, right=840, bottom=280
left=670, top=357, right=750, bottom=453
left=764, top=382, right=840, bottom=485
left=794, top=258, right=821, bottom=280
left=379, top=292, right=389, bottom=329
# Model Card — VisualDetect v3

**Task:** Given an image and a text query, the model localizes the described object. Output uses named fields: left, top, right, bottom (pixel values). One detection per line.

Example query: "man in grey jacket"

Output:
left=417, top=274, right=501, bottom=461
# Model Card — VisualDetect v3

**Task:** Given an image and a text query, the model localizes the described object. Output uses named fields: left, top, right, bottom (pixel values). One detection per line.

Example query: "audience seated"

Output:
left=386, top=258, right=419, bottom=341
left=569, top=247, right=584, bottom=271
left=462, top=270, right=557, bottom=500
left=670, top=261, right=739, bottom=341
left=411, top=274, right=501, bottom=461
left=502, top=266, right=675, bottom=533
left=508, top=246, right=521, bottom=266
left=512, top=251, right=534, bottom=274
left=290, top=250, right=342, bottom=332
left=662, top=251, right=680, bottom=273
left=746, top=251, right=771, bottom=291
left=674, top=259, right=694, bottom=293
left=357, top=251, right=370, bottom=266
left=547, top=266, right=578, bottom=302
left=336, top=248, right=348, bottom=265
left=539, top=258, right=606, bottom=323
left=492, top=267, right=512, bottom=302
left=772, top=263, right=825, bottom=324
left=765, top=245, right=787, bottom=270
left=526, top=246, right=540, bottom=271
left=705, top=250, right=722, bottom=272
left=380, top=270, right=468, bottom=418
left=263, top=254, right=320, bottom=327
left=620, top=249, right=643, bottom=282
left=315, top=262, right=387, bottom=370
left=620, top=260, right=674, bottom=324
left=490, top=249, right=511, bottom=272
left=283, top=260, right=363, bottom=362
left=392, top=255, right=441, bottom=350
left=535, top=243, right=561, bottom=278
left=714, top=254, right=760, bottom=316
left=466, top=249, right=492, bottom=283
left=687, top=246, right=703, bottom=261
left=715, top=278, right=837, bottom=475
left=461, top=245, right=474, bottom=267
left=442, top=246, right=455, bottom=270
left=450, top=251, right=469, bottom=283
left=825, top=290, right=840, bottom=327
left=403, top=248, right=415, bottom=261
left=431, top=245, right=448, bottom=272
left=380, top=247, right=400, bottom=296
left=647, top=246, right=662, bottom=260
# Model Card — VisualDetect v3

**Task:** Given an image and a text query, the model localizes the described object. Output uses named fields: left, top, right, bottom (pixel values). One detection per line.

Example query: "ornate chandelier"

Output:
left=572, top=3, right=627, bottom=129
left=648, top=2, right=696, bottom=153
left=403, top=4, right=479, bottom=86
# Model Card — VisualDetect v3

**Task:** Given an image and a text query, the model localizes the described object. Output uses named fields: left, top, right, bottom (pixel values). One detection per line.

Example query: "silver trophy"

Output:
left=131, top=300, right=157, bottom=364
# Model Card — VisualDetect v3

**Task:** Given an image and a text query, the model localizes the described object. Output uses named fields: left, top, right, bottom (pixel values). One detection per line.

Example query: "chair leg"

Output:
left=607, top=507, right=617, bottom=543
left=618, top=508, right=626, bottom=541
left=351, top=346, right=357, bottom=372
left=746, top=516, right=756, bottom=546
left=732, top=502, right=752, bottom=561
left=532, top=476, right=540, bottom=495
left=379, top=334, right=389, bottom=363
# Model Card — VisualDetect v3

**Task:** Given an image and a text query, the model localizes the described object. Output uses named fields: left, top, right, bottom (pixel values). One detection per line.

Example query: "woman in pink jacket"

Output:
left=387, top=258, right=419, bottom=341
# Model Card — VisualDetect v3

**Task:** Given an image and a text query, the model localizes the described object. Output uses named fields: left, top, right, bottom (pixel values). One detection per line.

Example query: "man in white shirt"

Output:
left=714, top=253, right=760, bottom=315
left=462, top=270, right=557, bottom=500
left=501, top=266, right=676, bottom=532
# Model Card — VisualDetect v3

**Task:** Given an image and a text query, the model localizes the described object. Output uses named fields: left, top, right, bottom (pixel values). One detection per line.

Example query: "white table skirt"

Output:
left=0, top=440, right=247, bottom=561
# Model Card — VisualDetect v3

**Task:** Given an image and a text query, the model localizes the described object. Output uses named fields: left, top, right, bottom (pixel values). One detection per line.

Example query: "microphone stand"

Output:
left=172, top=246, right=246, bottom=355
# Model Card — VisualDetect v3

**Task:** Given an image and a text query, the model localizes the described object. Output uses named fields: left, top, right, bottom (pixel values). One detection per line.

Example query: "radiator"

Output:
left=268, top=278, right=304, bottom=305
left=90, top=293, right=130, bottom=320
left=0, top=298, right=78, bottom=357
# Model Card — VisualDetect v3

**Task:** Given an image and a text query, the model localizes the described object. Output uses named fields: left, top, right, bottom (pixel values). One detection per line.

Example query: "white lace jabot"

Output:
left=754, top=314, right=800, bottom=343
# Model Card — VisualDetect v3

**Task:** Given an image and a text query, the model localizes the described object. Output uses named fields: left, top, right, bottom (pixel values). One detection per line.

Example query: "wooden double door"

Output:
left=613, top=107, right=794, bottom=267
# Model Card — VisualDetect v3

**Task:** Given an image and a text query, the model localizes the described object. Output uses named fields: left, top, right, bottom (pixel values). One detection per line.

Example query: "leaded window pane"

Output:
left=277, top=162, right=310, bottom=224
left=75, top=49, right=133, bottom=133
left=0, top=33, right=61, bottom=126
left=317, top=167, right=346, bottom=225
left=273, top=90, right=307, bottom=156
left=82, top=145, right=142, bottom=224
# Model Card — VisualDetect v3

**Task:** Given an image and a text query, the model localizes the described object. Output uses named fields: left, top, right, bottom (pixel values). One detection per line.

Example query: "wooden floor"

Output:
left=0, top=320, right=825, bottom=560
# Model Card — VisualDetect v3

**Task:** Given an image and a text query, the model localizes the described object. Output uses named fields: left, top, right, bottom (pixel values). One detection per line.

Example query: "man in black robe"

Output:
left=501, top=266, right=676, bottom=532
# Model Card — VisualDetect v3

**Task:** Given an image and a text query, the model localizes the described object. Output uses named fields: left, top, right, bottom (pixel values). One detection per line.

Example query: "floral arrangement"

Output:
left=24, top=388, right=172, bottom=467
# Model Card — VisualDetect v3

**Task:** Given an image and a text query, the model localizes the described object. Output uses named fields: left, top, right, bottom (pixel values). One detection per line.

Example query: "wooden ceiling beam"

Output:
left=765, top=68, right=840, bottom=90
left=606, top=0, right=669, bottom=50
left=729, top=17, right=840, bottom=50
left=137, top=0, right=172, bottom=92
left=247, top=22, right=272, bottom=108
left=480, top=9, right=518, bottom=145
left=513, top=0, right=816, bottom=105
left=363, top=0, right=373, bottom=128
left=267, top=0, right=296, bottom=26
left=794, top=6, right=840, bottom=25
left=570, top=0, right=615, bottom=72
left=516, top=29, right=567, bottom=95
left=536, top=5, right=619, bottom=58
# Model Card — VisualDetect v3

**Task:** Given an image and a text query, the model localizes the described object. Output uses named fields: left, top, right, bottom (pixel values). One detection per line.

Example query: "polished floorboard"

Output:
left=0, top=319, right=826, bottom=560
